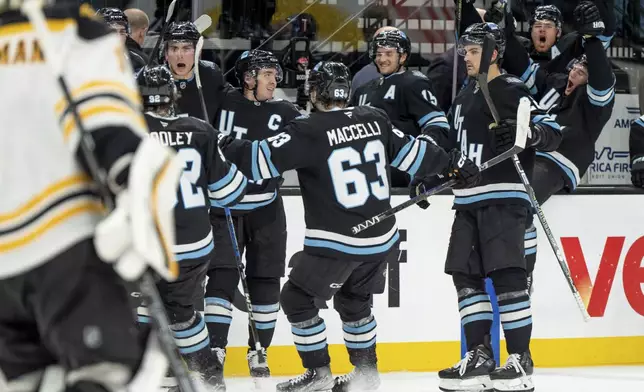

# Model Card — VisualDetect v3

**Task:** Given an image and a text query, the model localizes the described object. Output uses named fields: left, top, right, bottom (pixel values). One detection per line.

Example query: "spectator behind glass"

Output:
left=351, top=25, right=398, bottom=96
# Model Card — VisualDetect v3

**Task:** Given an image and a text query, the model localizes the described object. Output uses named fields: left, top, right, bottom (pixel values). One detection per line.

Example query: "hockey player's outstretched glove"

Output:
left=574, top=1, right=604, bottom=38
left=489, top=120, right=516, bottom=155
left=409, top=175, right=441, bottom=209
left=94, top=138, right=183, bottom=282
left=631, top=157, right=644, bottom=188
left=446, top=149, right=481, bottom=189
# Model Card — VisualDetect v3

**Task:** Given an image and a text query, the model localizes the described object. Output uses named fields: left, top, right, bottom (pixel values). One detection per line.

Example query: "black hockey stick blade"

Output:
left=147, top=0, right=178, bottom=67
left=476, top=34, right=501, bottom=123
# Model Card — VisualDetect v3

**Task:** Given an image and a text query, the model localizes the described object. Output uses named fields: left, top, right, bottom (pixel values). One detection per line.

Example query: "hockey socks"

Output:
left=204, top=296, right=233, bottom=349
left=342, top=314, right=378, bottom=366
left=249, top=302, right=280, bottom=349
left=458, top=288, right=494, bottom=350
left=291, top=315, right=330, bottom=369
left=172, top=312, right=211, bottom=364
left=498, top=290, right=532, bottom=354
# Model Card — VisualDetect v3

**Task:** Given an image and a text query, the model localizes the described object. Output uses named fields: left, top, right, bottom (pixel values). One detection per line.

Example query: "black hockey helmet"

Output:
left=235, top=50, right=284, bottom=88
left=458, top=22, right=506, bottom=60
left=565, top=54, right=588, bottom=73
left=369, top=29, right=411, bottom=62
left=136, top=65, right=178, bottom=110
left=309, top=61, right=351, bottom=104
left=164, top=21, right=200, bottom=45
left=530, top=5, right=562, bottom=31
left=96, top=7, right=130, bottom=34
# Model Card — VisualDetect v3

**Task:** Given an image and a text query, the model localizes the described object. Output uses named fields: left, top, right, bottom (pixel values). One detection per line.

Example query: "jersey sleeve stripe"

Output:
left=55, top=80, right=142, bottom=116
left=62, top=102, right=148, bottom=143
left=0, top=174, right=92, bottom=227
left=0, top=200, right=104, bottom=253
left=259, top=140, right=280, bottom=177
left=533, top=114, right=561, bottom=132
left=394, top=139, right=421, bottom=173
left=635, top=117, right=644, bottom=128
left=251, top=141, right=261, bottom=181
left=391, top=138, right=414, bottom=168
left=207, top=164, right=246, bottom=203
left=587, top=81, right=615, bottom=107
left=406, top=141, right=427, bottom=178
left=519, top=60, right=539, bottom=95
left=209, top=174, right=247, bottom=207
left=0, top=19, right=74, bottom=37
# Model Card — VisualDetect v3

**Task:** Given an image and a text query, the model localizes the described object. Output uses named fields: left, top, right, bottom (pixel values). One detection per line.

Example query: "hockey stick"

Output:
left=147, top=0, right=177, bottom=67
left=19, top=1, right=198, bottom=391
left=194, top=14, right=212, bottom=35
left=193, top=38, right=266, bottom=365
left=475, top=35, right=591, bottom=321
left=350, top=102, right=529, bottom=235
left=452, top=0, right=462, bottom=102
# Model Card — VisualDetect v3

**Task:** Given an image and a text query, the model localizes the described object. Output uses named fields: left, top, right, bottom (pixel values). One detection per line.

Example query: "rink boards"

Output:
left=221, top=194, right=644, bottom=376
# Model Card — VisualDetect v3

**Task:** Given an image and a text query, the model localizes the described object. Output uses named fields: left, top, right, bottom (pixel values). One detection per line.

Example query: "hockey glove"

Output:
left=94, top=138, right=183, bottom=282
left=574, top=1, right=605, bottom=38
left=296, top=85, right=310, bottom=111
left=445, top=149, right=481, bottom=189
left=484, top=0, right=506, bottom=25
left=631, top=156, right=644, bottom=188
left=409, top=175, right=441, bottom=209
left=489, top=119, right=516, bottom=155
left=217, top=133, right=237, bottom=152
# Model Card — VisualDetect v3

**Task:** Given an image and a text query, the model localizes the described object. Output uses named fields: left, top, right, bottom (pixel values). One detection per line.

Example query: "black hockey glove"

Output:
left=631, top=157, right=644, bottom=188
left=489, top=120, right=516, bottom=155
left=484, top=0, right=506, bottom=24
left=217, top=133, right=236, bottom=152
left=296, top=85, right=310, bottom=111
left=445, top=149, right=481, bottom=189
left=409, top=175, right=441, bottom=209
left=574, top=1, right=605, bottom=38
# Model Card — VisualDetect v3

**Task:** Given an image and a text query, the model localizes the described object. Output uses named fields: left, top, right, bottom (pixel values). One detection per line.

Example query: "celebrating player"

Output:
left=204, top=49, right=301, bottom=388
left=135, top=65, right=249, bottom=391
left=416, top=23, right=561, bottom=392
left=219, top=61, right=481, bottom=392
left=163, top=21, right=227, bottom=123
left=351, top=28, right=449, bottom=186
left=0, top=3, right=182, bottom=391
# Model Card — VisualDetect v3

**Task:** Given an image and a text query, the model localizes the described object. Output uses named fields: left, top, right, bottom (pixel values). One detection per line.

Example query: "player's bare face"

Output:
left=531, top=20, right=558, bottom=53
left=565, top=64, right=588, bottom=96
left=463, top=45, right=482, bottom=77
left=110, top=24, right=127, bottom=45
left=253, top=68, right=278, bottom=101
left=375, top=47, right=400, bottom=75
left=165, top=42, right=195, bottom=79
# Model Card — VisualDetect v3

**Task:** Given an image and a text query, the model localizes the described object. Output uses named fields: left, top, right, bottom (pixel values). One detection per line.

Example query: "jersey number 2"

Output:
left=328, top=140, right=389, bottom=209
left=177, top=148, right=205, bottom=208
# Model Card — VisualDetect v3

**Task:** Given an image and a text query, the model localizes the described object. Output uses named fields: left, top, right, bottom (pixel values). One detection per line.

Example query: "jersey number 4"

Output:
left=328, top=140, right=389, bottom=209
left=177, top=148, right=205, bottom=209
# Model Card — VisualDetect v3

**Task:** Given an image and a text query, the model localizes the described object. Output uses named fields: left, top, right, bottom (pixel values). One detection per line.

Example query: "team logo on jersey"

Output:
left=180, top=81, right=187, bottom=89
left=345, top=112, right=353, bottom=118
left=254, top=101, right=261, bottom=106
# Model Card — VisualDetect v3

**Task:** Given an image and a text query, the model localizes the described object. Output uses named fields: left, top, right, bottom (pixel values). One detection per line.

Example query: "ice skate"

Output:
left=438, top=343, right=496, bottom=392
left=276, top=366, right=334, bottom=392
left=490, top=352, right=534, bottom=392
left=332, top=365, right=381, bottom=391
left=248, top=349, right=271, bottom=389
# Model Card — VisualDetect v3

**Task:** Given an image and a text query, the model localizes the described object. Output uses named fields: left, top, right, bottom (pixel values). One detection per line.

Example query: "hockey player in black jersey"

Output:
left=350, top=28, right=449, bottom=186
left=416, top=23, right=562, bottom=392
left=164, top=21, right=227, bottom=123
left=135, top=66, right=248, bottom=391
left=630, top=114, right=644, bottom=188
left=219, top=61, right=481, bottom=392
left=96, top=7, right=146, bottom=71
left=0, top=3, right=183, bottom=392
left=204, top=49, right=301, bottom=386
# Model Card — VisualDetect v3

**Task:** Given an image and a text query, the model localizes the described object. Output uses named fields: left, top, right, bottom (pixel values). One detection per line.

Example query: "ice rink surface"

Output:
left=217, top=366, right=644, bottom=392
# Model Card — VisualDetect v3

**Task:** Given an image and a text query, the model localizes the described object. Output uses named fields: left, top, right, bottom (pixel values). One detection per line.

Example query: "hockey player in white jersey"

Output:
left=0, top=2, right=182, bottom=391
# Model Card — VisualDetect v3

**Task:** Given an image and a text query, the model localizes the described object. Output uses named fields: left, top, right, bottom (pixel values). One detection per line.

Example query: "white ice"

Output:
left=218, top=366, right=644, bottom=392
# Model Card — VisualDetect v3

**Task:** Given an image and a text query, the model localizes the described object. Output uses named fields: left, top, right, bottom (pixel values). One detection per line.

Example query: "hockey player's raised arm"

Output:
left=583, top=37, right=615, bottom=111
